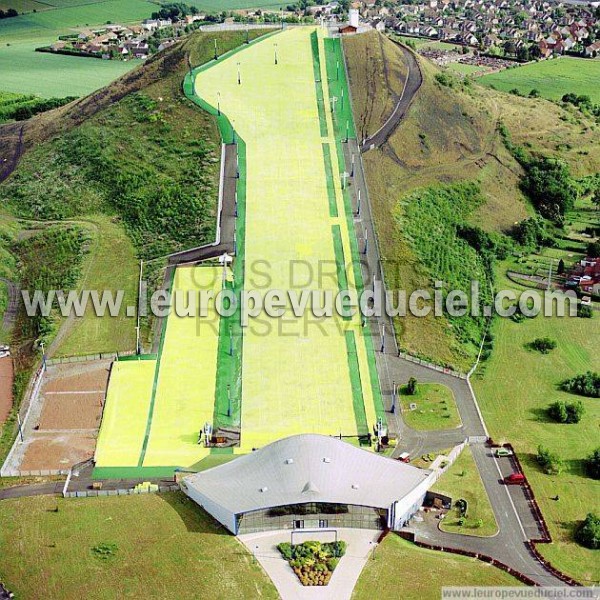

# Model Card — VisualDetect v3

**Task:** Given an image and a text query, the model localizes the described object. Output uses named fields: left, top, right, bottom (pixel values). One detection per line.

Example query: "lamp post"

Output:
left=227, top=384, right=232, bottom=418
left=356, top=189, right=361, bottom=217
left=229, top=324, right=233, bottom=356
left=214, top=38, right=218, bottom=60
left=217, top=91, right=221, bottom=116
left=237, top=62, right=241, bottom=85
left=274, top=43, right=278, bottom=65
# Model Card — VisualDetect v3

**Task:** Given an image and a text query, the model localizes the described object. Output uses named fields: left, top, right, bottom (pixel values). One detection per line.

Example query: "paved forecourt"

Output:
left=95, top=265, right=222, bottom=471
left=195, top=27, right=380, bottom=450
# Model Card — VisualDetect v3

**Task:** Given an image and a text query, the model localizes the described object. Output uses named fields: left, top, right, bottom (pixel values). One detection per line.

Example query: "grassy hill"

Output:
left=344, top=32, right=600, bottom=371
left=345, top=33, right=528, bottom=370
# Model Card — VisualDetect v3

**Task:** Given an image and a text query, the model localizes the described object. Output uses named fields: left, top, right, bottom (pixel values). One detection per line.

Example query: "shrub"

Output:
left=578, top=305, right=593, bottom=319
left=91, top=542, right=118, bottom=560
left=407, top=377, right=418, bottom=395
left=561, top=372, right=600, bottom=398
left=547, top=400, right=584, bottom=423
left=536, top=445, right=563, bottom=475
left=575, top=513, right=600, bottom=549
left=584, top=448, right=600, bottom=480
left=529, top=337, right=557, bottom=354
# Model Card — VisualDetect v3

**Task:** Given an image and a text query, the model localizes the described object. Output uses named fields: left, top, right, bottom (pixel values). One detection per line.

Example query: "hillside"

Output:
left=344, top=32, right=600, bottom=370
left=345, top=33, right=528, bottom=370
left=0, top=30, right=269, bottom=417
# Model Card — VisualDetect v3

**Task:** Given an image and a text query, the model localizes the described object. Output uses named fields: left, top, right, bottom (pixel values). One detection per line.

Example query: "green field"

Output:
left=0, top=0, right=153, bottom=41
left=0, top=41, right=140, bottom=97
left=447, top=62, right=488, bottom=75
left=400, top=383, right=461, bottom=430
left=479, top=57, right=600, bottom=103
left=184, top=0, right=285, bottom=10
left=432, top=447, right=499, bottom=537
left=352, top=534, right=521, bottom=599
left=0, top=493, right=278, bottom=599
left=473, top=269, right=600, bottom=585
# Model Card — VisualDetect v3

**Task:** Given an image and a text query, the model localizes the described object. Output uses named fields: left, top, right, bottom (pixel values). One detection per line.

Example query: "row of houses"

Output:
left=567, top=257, right=600, bottom=296
left=356, top=0, right=600, bottom=56
left=49, top=15, right=203, bottom=60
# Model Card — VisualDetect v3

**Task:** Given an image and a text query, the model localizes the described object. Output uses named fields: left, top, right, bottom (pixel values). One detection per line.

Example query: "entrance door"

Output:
left=293, top=520, right=304, bottom=529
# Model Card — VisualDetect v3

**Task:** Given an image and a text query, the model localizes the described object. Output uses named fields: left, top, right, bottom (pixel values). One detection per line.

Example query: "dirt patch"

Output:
left=44, top=362, right=110, bottom=393
left=0, top=357, right=14, bottom=424
left=20, top=434, right=96, bottom=471
left=39, top=393, right=104, bottom=430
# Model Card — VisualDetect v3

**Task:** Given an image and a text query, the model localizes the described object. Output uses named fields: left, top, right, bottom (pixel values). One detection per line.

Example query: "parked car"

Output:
left=495, top=447, right=513, bottom=457
left=504, top=473, right=525, bottom=485
left=397, top=452, right=410, bottom=463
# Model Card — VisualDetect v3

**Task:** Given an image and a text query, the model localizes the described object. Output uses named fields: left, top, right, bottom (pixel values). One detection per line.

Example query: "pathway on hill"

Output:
left=359, top=42, right=422, bottom=152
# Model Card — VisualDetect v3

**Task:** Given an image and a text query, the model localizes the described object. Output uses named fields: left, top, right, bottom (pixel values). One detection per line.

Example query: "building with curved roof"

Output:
left=182, top=434, right=435, bottom=535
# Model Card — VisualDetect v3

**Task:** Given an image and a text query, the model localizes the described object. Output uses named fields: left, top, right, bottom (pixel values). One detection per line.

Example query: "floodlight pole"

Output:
left=336, top=60, right=339, bottom=81
left=380, top=323, right=385, bottom=353
left=234, top=190, right=238, bottom=218
left=356, top=189, right=361, bottom=217
left=341, top=88, right=344, bottom=110
left=274, top=43, right=278, bottom=65
left=345, top=120, right=349, bottom=143
left=330, top=96, right=337, bottom=116
left=217, top=91, right=221, bottom=116
left=214, top=39, right=218, bottom=60
left=245, top=25, right=249, bottom=44
left=237, top=62, right=241, bottom=85
left=229, top=324, right=233, bottom=356
left=351, top=153, right=355, bottom=177
left=341, top=171, right=348, bottom=190
left=227, top=384, right=232, bottom=417
left=391, top=380, right=396, bottom=414
left=363, top=227, right=368, bottom=255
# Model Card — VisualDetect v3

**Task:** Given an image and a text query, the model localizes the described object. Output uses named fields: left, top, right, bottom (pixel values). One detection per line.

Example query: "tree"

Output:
left=557, top=258, right=565, bottom=275
left=407, top=377, right=418, bottom=395
left=575, top=513, right=600, bottom=549
left=587, top=240, right=600, bottom=257
left=536, top=445, right=563, bottom=474
left=529, top=337, right=557, bottom=354
left=561, top=372, right=600, bottom=398
left=585, top=448, right=600, bottom=480
left=504, top=40, right=517, bottom=56
left=578, top=305, right=593, bottom=318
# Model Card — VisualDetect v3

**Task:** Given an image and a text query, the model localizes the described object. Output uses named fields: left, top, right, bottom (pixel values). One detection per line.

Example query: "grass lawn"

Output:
left=184, top=0, right=285, bottom=10
left=55, top=215, right=138, bottom=357
left=432, top=446, right=499, bottom=537
left=0, top=41, right=140, bottom=97
left=400, top=383, right=461, bottom=430
left=352, top=533, right=522, bottom=599
left=447, top=62, right=488, bottom=75
left=391, top=35, right=462, bottom=52
left=0, top=492, right=278, bottom=599
left=473, top=268, right=600, bottom=585
left=479, top=57, right=600, bottom=103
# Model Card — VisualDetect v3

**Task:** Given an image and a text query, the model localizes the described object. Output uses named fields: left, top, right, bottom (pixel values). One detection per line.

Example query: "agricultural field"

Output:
left=183, top=0, right=285, bottom=10
left=399, top=383, right=461, bottom=430
left=0, top=493, right=278, bottom=600
left=432, top=447, right=499, bottom=537
left=479, top=57, right=600, bottom=103
left=352, top=534, right=522, bottom=599
left=473, top=268, right=600, bottom=585
left=0, top=41, right=140, bottom=97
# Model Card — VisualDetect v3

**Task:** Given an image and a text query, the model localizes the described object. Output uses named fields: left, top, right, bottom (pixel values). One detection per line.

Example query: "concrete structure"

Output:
left=182, top=434, right=433, bottom=534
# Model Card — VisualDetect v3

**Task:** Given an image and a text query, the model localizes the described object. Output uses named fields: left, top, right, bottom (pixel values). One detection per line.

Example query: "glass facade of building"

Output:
left=236, top=502, right=386, bottom=534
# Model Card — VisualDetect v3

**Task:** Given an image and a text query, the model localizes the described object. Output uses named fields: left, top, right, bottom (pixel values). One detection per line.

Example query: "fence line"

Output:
left=0, top=362, right=46, bottom=477
left=45, top=351, right=133, bottom=366
left=63, top=484, right=179, bottom=499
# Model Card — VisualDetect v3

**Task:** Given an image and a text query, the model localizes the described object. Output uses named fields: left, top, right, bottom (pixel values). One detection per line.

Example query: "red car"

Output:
left=504, top=473, right=525, bottom=485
